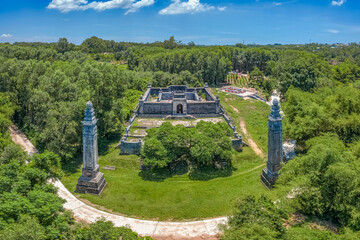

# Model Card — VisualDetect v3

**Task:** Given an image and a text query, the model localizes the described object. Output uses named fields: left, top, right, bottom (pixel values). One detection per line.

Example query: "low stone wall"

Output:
left=119, top=112, right=142, bottom=155
left=220, top=107, right=243, bottom=151
left=222, top=113, right=236, bottom=132
left=120, top=139, right=142, bottom=155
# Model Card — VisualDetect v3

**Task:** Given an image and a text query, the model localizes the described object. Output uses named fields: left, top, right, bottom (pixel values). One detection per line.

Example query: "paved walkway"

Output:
left=9, top=125, right=227, bottom=239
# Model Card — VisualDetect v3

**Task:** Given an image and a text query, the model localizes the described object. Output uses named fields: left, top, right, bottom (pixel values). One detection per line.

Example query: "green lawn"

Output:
left=61, top=90, right=275, bottom=221
left=212, top=88, right=270, bottom=153
left=62, top=147, right=275, bottom=221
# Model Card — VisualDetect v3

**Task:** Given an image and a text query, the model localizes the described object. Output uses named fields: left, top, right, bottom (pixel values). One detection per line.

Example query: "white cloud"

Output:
left=326, top=29, right=340, bottom=34
left=331, top=0, right=346, bottom=6
left=218, top=6, right=226, bottom=11
left=47, top=0, right=154, bottom=13
left=272, top=1, right=297, bottom=6
left=85, top=0, right=133, bottom=11
left=159, top=0, right=215, bottom=15
left=0, top=34, right=12, bottom=38
left=125, top=0, right=154, bottom=15
left=47, top=0, right=91, bottom=12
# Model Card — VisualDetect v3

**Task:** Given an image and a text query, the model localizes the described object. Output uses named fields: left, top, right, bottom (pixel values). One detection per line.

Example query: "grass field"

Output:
left=61, top=89, right=275, bottom=221
left=212, top=88, right=270, bottom=152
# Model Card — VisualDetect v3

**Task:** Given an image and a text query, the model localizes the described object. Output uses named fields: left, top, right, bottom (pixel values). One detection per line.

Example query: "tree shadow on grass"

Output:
left=61, top=155, right=82, bottom=175
left=189, top=166, right=236, bottom=181
left=139, top=161, right=189, bottom=182
left=98, top=136, right=120, bottom=156
left=139, top=162, right=236, bottom=182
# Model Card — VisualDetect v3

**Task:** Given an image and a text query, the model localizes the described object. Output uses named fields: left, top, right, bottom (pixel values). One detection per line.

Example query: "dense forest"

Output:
left=1, top=36, right=360, bottom=239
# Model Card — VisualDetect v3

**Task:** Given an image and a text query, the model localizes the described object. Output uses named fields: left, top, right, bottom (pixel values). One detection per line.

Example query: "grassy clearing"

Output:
left=61, top=91, right=274, bottom=220
left=212, top=88, right=270, bottom=153
left=62, top=146, right=275, bottom=221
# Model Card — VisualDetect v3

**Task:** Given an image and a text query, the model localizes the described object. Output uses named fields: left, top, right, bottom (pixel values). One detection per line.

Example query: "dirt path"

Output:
left=229, top=105, right=265, bottom=158
left=9, top=125, right=38, bottom=155
left=8, top=124, right=226, bottom=239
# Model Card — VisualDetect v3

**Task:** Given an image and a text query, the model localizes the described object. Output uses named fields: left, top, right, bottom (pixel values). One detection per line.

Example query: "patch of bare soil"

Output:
left=194, top=118, right=224, bottom=124
left=308, top=218, right=339, bottom=233
left=229, top=105, right=264, bottom=158
left=283, top=213, right=339, bottom=233
left=230, top=105, right=239, bottom=114
left=136, top=118, right=224, bottom=128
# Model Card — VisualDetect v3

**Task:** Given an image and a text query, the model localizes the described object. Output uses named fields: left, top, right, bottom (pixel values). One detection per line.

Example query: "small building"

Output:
left=137, top=83, right=222, bottom=118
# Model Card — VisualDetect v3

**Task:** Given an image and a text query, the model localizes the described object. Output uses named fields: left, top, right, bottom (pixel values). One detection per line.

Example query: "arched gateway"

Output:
left=176, top=104, right=183, bottom=114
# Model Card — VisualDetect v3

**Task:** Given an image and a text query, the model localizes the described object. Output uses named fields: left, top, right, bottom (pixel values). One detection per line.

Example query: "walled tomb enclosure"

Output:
left=120, top=84, right=243, bottom=155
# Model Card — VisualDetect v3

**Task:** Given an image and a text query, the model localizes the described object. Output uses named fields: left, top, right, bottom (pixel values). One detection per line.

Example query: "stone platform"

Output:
left=76, top=165, right=106, bottom=195
left=76, top=170, right=107, bottom=195
left=260, top=167, right=278, bottom=189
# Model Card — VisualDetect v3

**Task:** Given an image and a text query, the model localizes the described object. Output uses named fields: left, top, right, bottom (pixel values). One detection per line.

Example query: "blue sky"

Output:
left=0, top=0, right=359, bottom=45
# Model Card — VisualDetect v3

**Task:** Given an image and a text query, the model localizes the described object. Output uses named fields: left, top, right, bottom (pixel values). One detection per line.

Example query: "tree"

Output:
left=142, top=122, right=233, bottom=170
left=277, top=134, right=360, bottom=231
left=272, top=51, right=330, bottom=96
left=0, top=215, right=47, bottom=240
left=332, top=61, right=359, bottom=84
left=81, top=36, right=107, bottom=53
left=222, top=195, right=286, bottom=239
left=73, top=219, right=153, bottom=240
left=163, top=36, right=177, bottom=49
left=249, top=66, right=265, bottom=83
left=31, top=151, right=62, bottom=179
left=55, top=38, right=73, bottom=54
left=283, top=84, right=360, bottom=145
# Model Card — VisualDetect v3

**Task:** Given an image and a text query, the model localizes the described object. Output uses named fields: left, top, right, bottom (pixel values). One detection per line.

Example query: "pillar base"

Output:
left=260, top=167, right=278, bottom=189
left=75, top=171, right=106, bottom=195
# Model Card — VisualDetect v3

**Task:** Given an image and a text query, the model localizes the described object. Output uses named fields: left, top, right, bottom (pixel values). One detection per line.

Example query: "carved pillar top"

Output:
left=268, top=99, right=282, bottom=122
left=83, top=101, right=97, bottom=126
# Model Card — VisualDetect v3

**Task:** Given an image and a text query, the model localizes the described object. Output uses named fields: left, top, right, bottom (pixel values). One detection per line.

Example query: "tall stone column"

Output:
left=76, top=101, right=106, bottom=195
left=261, top=99, right=283, bottom=189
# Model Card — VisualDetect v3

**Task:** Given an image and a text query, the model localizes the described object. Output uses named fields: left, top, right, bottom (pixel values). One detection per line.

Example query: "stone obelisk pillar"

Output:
left=76, top=101, right=106, bottom=195
left=261, top=99, right=283, bottom=189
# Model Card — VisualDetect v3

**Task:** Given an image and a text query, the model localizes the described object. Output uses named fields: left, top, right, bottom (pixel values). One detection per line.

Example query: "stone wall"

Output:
left=120, top=139, right=142, bottom=155
left=204, top=87, right=216, bottom=101
left=187, top=102, right=217, bottom=114
left=142, top=102, right=173, bottom=114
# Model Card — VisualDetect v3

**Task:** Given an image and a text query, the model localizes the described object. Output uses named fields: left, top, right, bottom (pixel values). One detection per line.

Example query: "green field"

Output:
left=61, top=90, right=275, bottom=221
left=213, top=88, right=270, bottom=152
